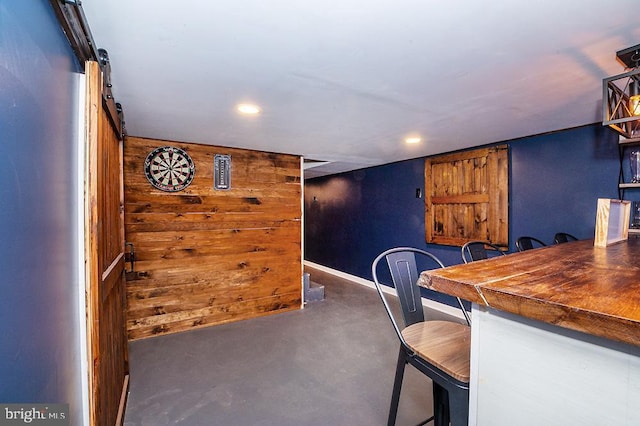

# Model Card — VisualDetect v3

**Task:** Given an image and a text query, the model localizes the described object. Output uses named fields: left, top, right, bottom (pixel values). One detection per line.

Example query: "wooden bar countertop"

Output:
left=417, top=239, right=640, bottom=347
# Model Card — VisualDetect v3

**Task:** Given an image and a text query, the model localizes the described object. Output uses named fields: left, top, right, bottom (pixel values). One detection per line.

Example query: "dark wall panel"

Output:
left=510, top=125, right=619, bottom=249
left=0, top=2, right=83, bottom=422
left=305, top=124, right=620, bottom=303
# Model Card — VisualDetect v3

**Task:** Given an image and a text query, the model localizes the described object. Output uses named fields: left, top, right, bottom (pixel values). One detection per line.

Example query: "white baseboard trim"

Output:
left=304, top=260, right=465, bottom=321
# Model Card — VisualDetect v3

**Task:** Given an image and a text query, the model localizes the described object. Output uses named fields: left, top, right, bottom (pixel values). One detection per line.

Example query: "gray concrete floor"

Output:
left=123, top=266, right=444, bottom=425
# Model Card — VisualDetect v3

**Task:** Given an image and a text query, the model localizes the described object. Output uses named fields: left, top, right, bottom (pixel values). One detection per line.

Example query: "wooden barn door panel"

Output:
left=425, top=145, right=509, bottom=247
left=85, top=60, right=129, bottom=426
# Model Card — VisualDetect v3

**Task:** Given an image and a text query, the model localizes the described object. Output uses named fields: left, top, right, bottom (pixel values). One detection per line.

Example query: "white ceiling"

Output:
left=82, top=0, right=639, bottom=178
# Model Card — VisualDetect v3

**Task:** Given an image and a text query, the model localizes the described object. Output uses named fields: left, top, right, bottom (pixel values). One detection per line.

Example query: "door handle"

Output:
left=124, top=242, right=135, bottom=273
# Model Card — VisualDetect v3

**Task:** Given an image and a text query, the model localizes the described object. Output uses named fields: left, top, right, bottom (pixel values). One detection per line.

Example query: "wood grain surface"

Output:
left=402, top=321, right=471, bottom=382
left=84, top=61, right=129, bottom=425
left=124, top=137, right=302, bottom=339
left=418, top=239, right=640, bottom=346
left=424, top=145, right=508, bottom=247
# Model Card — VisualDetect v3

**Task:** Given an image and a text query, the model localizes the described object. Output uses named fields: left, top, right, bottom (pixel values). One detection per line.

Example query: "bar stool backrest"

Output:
left=554, top=232, right=578, bottom=244
left=516, top=236, right=547, bottom=252
left=461, top=241, right=506, bottom=264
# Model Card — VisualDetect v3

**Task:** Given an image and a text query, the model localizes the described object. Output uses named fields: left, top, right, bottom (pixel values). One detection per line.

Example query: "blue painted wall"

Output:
left=0, top=1, right=84, bottom=423
left=305, top=124, right=620, bottom=303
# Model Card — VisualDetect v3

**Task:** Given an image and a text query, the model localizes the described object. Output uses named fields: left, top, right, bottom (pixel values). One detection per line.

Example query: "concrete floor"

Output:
left=123, top=266, right=448, bottom=425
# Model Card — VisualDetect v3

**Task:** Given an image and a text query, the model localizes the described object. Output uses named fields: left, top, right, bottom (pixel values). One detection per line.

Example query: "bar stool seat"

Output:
left=402, top=321, right=471, bottom=383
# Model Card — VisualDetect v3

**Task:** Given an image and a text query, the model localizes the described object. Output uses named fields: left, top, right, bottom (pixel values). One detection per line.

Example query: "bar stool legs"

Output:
left=387, top=347, right=460, bottom=426
left=448, top=385, right=469, bottom=426
left=432, top=384, right=449, bottom=426
left=387, top=349, right=407, bottom=426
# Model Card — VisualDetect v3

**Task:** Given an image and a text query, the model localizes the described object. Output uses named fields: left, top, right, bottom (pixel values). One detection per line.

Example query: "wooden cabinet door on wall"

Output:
left=425, top=145, right=508, bottom=247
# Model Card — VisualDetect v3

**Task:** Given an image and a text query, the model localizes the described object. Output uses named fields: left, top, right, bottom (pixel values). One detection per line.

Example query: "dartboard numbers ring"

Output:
left=144, top=146, right=195, bottom=192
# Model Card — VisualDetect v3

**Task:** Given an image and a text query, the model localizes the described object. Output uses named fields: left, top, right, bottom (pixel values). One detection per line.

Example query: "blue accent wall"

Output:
left=510, top=125, right=620, bottom=249
left=0, top=1, right=83, bottom=423
left=305, top=124, right=620, bottom=303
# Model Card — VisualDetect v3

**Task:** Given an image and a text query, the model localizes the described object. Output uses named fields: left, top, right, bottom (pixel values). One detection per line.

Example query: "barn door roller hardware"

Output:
left=50, top=0, right=126, bottom=139
left=50, top=0, right=99, bottom=69
left=98, top=48, right=125, bottom=139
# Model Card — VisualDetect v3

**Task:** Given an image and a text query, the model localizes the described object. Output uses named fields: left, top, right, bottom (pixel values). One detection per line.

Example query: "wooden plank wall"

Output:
left=123, top=136, right=302, bottom=340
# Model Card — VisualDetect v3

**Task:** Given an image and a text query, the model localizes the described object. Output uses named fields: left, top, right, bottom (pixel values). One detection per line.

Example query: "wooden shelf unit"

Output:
left=618, top=136, right=640, bottom=146
left=617, top=135, right=640, bottom=231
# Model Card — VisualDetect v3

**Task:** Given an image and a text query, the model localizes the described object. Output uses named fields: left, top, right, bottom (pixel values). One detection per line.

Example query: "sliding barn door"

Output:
left=84, top=60, right=129, bottom=425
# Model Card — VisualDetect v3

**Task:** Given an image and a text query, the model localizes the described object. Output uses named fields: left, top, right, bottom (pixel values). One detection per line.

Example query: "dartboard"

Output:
left=144, top=146, right=195, bottom=192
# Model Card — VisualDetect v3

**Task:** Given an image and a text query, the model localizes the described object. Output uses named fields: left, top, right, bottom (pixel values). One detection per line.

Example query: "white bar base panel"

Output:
left=469, top=304, right=640, bottom=426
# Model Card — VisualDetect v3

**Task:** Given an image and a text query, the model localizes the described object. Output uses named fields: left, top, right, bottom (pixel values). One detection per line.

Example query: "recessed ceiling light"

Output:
left=237, top=103, right=261, bottom=115
left=405, top=136, right=421, bottom=144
